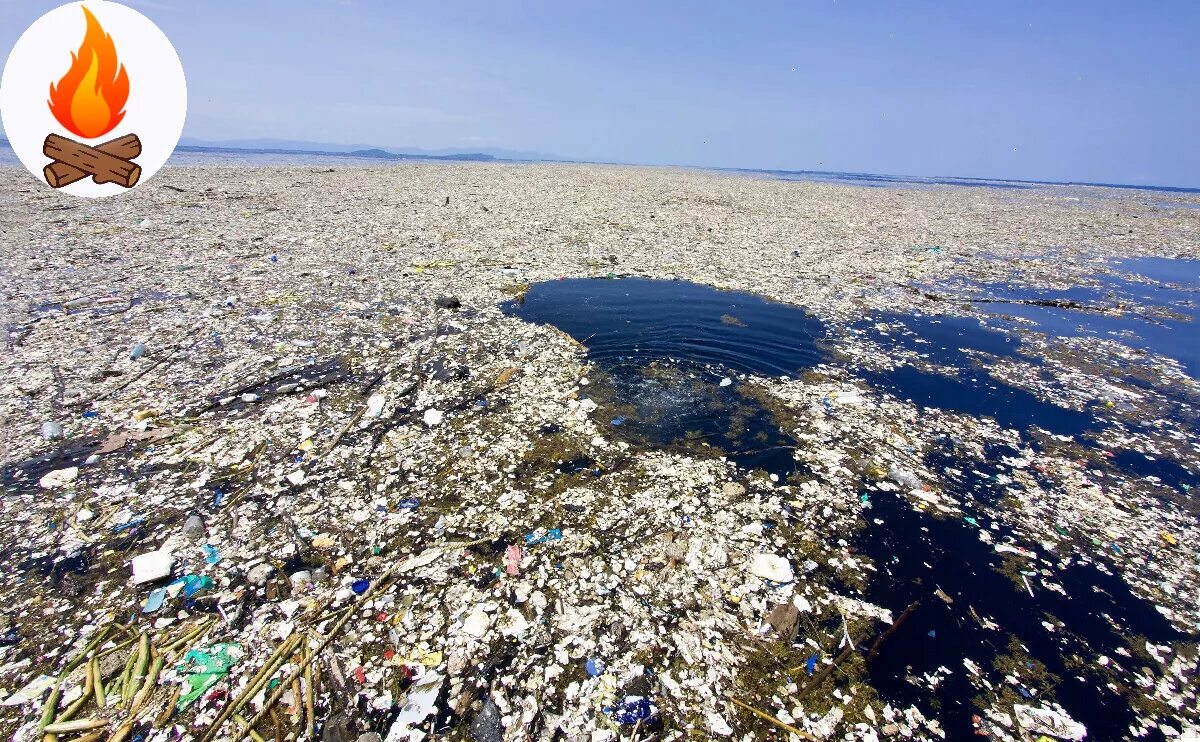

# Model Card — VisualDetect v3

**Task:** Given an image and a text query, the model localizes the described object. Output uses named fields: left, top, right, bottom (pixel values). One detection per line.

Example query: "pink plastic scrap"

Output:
left=505, top=544, right=522, bottom=576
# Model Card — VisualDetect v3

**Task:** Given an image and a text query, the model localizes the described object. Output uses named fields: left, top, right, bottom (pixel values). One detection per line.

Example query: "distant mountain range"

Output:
left=176, top=137, right=566, bottom=163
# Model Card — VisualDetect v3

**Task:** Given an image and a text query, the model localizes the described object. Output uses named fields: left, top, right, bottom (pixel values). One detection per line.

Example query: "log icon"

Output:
left=44, top=133, right=141, bottom=188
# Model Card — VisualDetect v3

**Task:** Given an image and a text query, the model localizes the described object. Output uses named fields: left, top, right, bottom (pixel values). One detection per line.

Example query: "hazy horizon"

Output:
left=3, top=1, right=1197, bottom=188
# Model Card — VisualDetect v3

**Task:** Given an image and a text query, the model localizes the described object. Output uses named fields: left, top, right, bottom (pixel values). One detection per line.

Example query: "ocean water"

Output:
left=929, top=258, right=1200, bottom=378
left=504, top=278, right=827, bottom=476
left=723, top=165, right=1200, bottom=194
left=504, top=268, right=1197, bottom=738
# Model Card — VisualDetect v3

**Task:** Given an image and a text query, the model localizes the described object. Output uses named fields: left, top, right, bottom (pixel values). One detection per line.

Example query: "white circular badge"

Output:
left=0, top=1, right=186, bottom=197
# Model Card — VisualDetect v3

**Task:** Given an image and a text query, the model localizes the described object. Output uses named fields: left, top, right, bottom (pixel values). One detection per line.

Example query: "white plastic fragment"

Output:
left=1013, top=704, right=1087, bottom=741
left=385, top=672, right=444, bottom=742
left=39, top=467, right=78, bottom=488
left=749, top=554, right=794, bottom=583
left=131, top=550, right=174, bottom=584
left=462, top=606, right=491, bottom=638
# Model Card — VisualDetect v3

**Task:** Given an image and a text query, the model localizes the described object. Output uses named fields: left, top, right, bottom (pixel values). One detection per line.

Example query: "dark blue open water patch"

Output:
left=848, top=313, right=1096, bottom=436
left=941, top=259, right=1200, bottom=378
left=860, top=365, right=1096, bottom=437
left=505, top=279, right=1088, bottom=441
left=505, top=277, right=827, bottom=376
left=853, top=313, right=1024, bottom=365
left=858, top=480, right=1186, bottom=740
left=1112, top=257, right=1200, bottom=287
left=1109, top=450, right=1199, bottom=494
left=503, top=278, right=827, bottom=475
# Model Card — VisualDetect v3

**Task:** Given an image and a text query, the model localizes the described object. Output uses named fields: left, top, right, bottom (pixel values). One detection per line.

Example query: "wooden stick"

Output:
left=96, top=636, right=137, bottom=660
left=163, top=618, right=217, bottom=654
left=44, top=134, right=141, bottom=187
left=37, top=683, right=62, bottom=735
left=123, top=633, right=149, bottom=706
left=41, top=719, right=108, bottom=734
left=108, top=721, right=134, bottom=742
left=303, top=654, right=315, bottom=741
left=92, top=335, right=204, bottom=404
left=128, top=650, right=167, bottom=717
left=55, top=659, right=94, bottom=723
left=237, top=635, right=302, bottom=713
left=38, top=626, right=112, bottom=735
left=91, top=658, right=106, bottom=709
left=43, top=134, right=140, bottom=188
left=867, top=601, right=920, bottom=662
left=154, top=687, right=180, bottom=726
left=729, top=697, right=819, bottom=740
left=233, top=714, right=267, bottom=742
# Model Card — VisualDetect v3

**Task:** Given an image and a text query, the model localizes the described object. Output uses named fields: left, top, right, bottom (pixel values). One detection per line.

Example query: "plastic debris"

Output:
left=176, top=643, right=241, bottom=710
left=524, top=528, right=562, bottom=546
left=469, top=697, right=504, bottom=742
left=385, top=672, right=444, bottom=741
left=177, top=574, right=213, bottom=598
left=765, top=603, right=800, bottom=641
left=504, top=544, right=522, bottom=575
left=183, top=514, right=206, bottom=541
left=1, top=164, right=1196, bottom=742
left=201, top=544, right=221, bottom=565
left=130, top=550, right=174, bottom=584
left=749, top=553, right=794, bottom=583
left=1013, top=704, right=1087, bottom=741
left=607, top=695, right=658, bottom=725
left=1, top=675, right=55, bottom=706
left=462, top=607, right=491, bottom=638
left=142, top=587, right=167, bottom=613
left=38, top=467, right=78, bottom=488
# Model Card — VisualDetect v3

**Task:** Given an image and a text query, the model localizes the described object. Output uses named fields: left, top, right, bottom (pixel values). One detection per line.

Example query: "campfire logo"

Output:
left=1, top=2, right=186, bottom=197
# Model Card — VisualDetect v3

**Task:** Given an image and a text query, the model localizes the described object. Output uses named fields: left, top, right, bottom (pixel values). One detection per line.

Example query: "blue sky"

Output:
left=2, top=0, right=1198, bottom=186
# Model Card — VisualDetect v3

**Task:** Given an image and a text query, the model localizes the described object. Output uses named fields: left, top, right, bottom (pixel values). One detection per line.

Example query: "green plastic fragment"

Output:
left=175, top=642, right=241, bottom=710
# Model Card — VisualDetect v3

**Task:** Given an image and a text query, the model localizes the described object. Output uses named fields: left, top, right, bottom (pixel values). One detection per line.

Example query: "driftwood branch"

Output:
left=917, top=288, right=1124, bottom=314
left=867, top=600, right=920, bottom=661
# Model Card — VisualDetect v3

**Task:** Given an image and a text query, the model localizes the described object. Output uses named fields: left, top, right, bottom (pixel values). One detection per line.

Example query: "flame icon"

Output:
left=47, top=6, right=129, bottom=140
